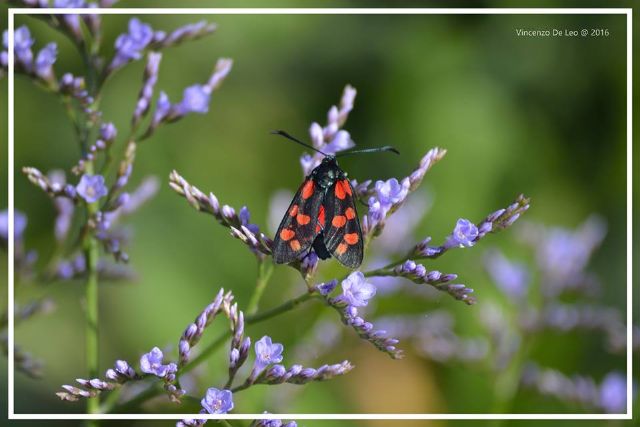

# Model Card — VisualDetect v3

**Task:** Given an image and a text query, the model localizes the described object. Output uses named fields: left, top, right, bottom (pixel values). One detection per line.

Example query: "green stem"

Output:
left=99, top=386, right=122, bottom=413
left=246, top=259, right=274, bottom=315
left=110, top=383, right=163, bottom=414
left=83, top=162, right=101, bottom=416
left=245, top=291, right=317, bottom=324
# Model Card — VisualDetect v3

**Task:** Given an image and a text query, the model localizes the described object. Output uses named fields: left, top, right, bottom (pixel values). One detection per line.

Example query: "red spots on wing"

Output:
left=335, top=181, right=347, bottom=199
left=289, top=204, right=299, bottom=216
left=336, top=243, right=348, bottom=255
left=318, top=205, right=325, bottom=225
left=296, top=214, right=311, bottom=225
left=332, top=215, right=347, bottom=228
left=290, top=239, right=301, bottom=251
left=345, top=207, right=356, bottom=220
left=344, top=233, right=359, bottom=245
left=279, top=229, right=295, bottom=241
left=315, top=224, right=321, bottom=234
left=302, top=180, right=314, bottom=199
left=342, top=179, right=353, bottom=196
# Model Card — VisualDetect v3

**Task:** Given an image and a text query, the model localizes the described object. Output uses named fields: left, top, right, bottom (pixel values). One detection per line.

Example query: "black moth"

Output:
left=271, top=130, right=399, bottom=269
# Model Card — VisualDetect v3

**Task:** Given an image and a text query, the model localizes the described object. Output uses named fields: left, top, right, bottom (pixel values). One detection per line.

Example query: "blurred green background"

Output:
left=0, top=1, right=636, bottom=426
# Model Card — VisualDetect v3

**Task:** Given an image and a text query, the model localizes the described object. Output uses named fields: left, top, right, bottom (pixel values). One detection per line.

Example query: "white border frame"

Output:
left=7, top=7, right=633, bottom=421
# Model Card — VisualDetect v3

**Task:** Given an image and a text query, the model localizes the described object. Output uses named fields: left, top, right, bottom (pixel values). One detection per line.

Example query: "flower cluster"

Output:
left=56, top=359, right=139, bottom=402
left=300, top=84, right=357, bottom=175
left=357, top=147, right=447, bottom=241
left=478, top=216, right=631, bottom=413
left=376, top=311, right=489, bottom=363
left=2, top=26, right=58, bottom=86
left=521, top=364, right=626, bottom=413
left=169, top=170, right=272, bottom=259
left=318, top=272, right=403, bottom=359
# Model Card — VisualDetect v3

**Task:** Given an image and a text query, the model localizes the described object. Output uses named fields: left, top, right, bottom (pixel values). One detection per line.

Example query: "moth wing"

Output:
left=272, top=179, right=323, bottom=264
left=323, top=179, right=363, bottom=268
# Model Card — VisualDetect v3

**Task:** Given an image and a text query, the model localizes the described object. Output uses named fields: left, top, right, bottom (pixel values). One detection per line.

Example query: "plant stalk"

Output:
left=83, top=161, right=101, bottom=417
left=246, top=259, right=274, bottom=315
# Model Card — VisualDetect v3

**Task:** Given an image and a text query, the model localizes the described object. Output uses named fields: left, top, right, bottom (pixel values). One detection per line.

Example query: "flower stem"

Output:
left=179, top=331, right=230, bottom=376
left=246, top=259, right=274, bottom=315
left=109, top=383, right=163, bottom=413
left=83, top=162, right=100, bottom=417
left=245, top=291, right=318, bottom=324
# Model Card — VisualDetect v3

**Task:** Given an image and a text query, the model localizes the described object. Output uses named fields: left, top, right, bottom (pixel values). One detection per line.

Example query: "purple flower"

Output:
left=0, top=209, right=27, bottom=241
left=374, top=178, right=409, bottom=207
left=323, top=130, right=354, bottom=154
left=340, top=271, right=376, bottom=307
left=76, top=174, right=108, bottom=203
left=239, top=206, right=259, bottom=235
left=53, top=0, right=86, bottom=40
left=253, top=416, right=298, bottom=427
left=139, top=347, right=175, bottom=377
left=485, top=250, right=530, bottom=299
left=176, top=84, right=211, bottom=114
left=13, top=26, right=35, bottom=69
left=34, top=42, right=57, bottom=80
left=599, top=372, right=626, bottom=413
left=253, top=336, right=284, bottom=373
left=110, top=18, right=153, bottom=69
left=132, top=52, right=162, bottom=126
left=445, top=218, right=478, bottom=248
left=201, top=387, right=233, bottom=414
left=316, top=279, right=338, bottom=296
left=367, top=197, right=385, bottom=223
left=53, top=0, right=86, bottom=7
left=100, top=122, right=117, bottom=142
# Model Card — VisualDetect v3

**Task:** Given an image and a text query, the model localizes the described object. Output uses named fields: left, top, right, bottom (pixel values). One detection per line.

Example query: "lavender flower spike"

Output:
left=57, top=358, right=139, bottom=402
left=302, top=85, right=357, bottom=175
left=204, top=58, right=233, bottom=94
left=109, top=18, right=153, bottom=71
left=22, top=167, right=78, bottom=200
left=14, top=26, right=34, bottom=71
left=325, top=293, right=403, bottom=359
left=169, top=171, right=272, bottom=257
left=201, top=387, right=234, bottom=414
left=144, top=59, right=232, bottom=138
left=251, top=416, right=298, bottom=427
left=34, top=42, right=57, bottom=84
left=132, top=51, right=162, bottom=128
left=153, top=20, right=218, bottom=49
left=257, top=360, right=354, bottom=386
left=411, top=194, right=530, bottom=260
left=178, top=288, right=230, bottom=366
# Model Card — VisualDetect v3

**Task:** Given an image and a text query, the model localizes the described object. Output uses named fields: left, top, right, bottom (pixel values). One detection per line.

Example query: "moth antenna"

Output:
left=336, top=146, right=400, bottom=157
left=271, top=130, right=328, bottom=156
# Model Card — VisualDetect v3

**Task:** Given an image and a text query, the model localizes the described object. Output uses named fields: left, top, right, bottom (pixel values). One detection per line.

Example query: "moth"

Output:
left=271, top=130, right=398, bottom=269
